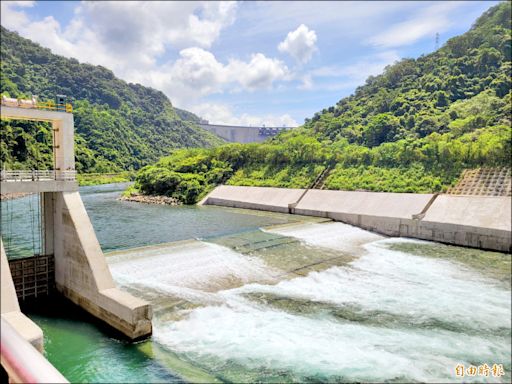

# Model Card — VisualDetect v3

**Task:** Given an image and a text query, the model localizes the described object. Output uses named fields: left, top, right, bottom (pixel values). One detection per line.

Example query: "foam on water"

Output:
left=109, top=223, right=511, bottom=382
left=264, top=221, right=382, bottom=253
left=108, top=241, right=277, bottom=303
left=155, top=296, right=509, bottom=382
left=236, top=238, right=511, bottom=333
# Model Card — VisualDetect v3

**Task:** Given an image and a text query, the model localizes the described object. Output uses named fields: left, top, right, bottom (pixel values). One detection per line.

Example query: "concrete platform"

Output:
left=1, top=312, right=44, bottom=353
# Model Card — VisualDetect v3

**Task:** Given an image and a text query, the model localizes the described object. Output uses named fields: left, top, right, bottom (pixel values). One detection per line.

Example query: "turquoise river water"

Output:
left=1, top=183, right=510, bottom=383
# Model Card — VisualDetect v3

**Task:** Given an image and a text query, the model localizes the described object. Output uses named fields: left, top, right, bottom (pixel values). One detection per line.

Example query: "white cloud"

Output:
left=241, top=1, right=419, bottom=39
left=1, top=1, right=33, bottom=29
left=0, top=2, right=290, bottom=107
left=299, top=74, right=313, bottom=90
left=125, top=48, right=290, bottom=107
left=78, top=1, right=236, bottom=56
left=1, top=1, right=238, bottom=78
left=278, top=24, right=317, bottom=63
left=227, top=53, right=290, bottom=90
left=367, top=2, right=468, bottom=48
left=302, top=51, right=400, bottom=91
left=1, top=0, right=483, bottom=127
left=190, top=103, right=298, bottom=127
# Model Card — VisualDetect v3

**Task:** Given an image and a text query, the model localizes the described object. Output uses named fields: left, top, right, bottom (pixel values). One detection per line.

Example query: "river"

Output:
left=1, top=183, right=510, bottom=383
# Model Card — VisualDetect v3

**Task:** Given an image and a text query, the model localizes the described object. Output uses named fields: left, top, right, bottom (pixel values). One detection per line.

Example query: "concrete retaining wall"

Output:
left=202, top=186, right=511, bottom=252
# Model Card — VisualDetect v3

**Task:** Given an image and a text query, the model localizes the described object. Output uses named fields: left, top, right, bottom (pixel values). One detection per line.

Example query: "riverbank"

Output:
left=119, top=193, right=182, bottom=206
left=77, top=172, right=134, bottom=186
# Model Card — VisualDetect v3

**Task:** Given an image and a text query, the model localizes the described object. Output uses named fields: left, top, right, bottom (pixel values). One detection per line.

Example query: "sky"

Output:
left=0, top=0, right=500, bottom=127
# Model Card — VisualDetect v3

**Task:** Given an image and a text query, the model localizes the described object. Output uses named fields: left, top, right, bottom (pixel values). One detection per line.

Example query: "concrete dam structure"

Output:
left=198, top=122, right=293, bottom=143
left=0, top=104, right=152, bottom=381
left=201, top=185, right=511, bottom=253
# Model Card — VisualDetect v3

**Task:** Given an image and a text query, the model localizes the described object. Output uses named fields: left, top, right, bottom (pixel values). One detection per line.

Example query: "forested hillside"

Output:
left=0, top=27, right=223, bottom=173
left=132, top=2, right=511, bottom=204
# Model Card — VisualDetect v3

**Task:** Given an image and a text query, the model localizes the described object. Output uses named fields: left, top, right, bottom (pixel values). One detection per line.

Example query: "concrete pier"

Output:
left=52, top=191, right=152, bottom=339
left=201, top=186, right=511, bottom=252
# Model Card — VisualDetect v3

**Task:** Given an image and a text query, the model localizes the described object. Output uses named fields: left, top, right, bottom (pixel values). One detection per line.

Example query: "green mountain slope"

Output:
left=0, top=27, right=223, bottom=173
left=304, top=1, right=511, bottom=145
left=174, top=108, right=203, bottom=124
left=132, top=2, right=511, bottom=203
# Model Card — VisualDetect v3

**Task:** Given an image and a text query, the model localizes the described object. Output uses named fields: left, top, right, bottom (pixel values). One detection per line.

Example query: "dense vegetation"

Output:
left=133, top=2, right=511, bottom=203
left=0, top=27, right=223, bottom=174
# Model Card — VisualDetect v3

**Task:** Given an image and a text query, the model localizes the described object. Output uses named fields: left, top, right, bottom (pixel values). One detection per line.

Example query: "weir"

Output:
left=0, top=105, right=152, bottom=363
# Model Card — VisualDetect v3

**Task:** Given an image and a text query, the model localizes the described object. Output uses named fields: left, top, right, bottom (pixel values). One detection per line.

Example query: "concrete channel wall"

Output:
left=201, top=186, right=511, bottom=252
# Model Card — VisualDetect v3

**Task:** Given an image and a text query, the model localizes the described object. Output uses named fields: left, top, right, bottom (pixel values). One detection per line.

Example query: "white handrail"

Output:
left=0, top=317, right=68, bottom=383
left=0, top=170, right=76, bottom=181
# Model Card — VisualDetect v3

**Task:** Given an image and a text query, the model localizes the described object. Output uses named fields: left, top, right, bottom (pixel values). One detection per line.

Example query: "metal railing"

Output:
left=1, top=98, right=72, bottom=113
left=36, top=101, right=73, bottom=113
left=0, top=317, right=68, bottom=383
left=0, top=170, right=76, bottom=182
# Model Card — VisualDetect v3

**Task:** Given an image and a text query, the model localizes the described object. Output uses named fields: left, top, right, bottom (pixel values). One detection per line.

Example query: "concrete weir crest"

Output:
left=1, top=105, right=152, bottom=356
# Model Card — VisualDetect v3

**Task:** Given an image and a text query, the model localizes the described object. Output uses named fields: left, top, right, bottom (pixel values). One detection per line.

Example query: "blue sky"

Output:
left=1, top=1, right=500, bottom=126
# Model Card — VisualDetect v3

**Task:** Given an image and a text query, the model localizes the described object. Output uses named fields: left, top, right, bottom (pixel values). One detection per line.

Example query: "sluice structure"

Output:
left=1, top=102, right=152, bottom=381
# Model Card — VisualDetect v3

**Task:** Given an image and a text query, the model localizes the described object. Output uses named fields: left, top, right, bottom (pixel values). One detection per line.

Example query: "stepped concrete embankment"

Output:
left=201, top=186, right=511, bottom=252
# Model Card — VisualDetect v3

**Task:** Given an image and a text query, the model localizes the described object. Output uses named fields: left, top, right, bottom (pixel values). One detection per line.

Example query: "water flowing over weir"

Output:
left=10, top=184, right=511, bottom=383
left=106, top=222, right=511, bottom=383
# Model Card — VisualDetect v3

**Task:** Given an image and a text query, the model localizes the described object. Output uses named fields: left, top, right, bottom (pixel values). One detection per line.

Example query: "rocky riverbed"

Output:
left=119, top=193, right=182, bottom=206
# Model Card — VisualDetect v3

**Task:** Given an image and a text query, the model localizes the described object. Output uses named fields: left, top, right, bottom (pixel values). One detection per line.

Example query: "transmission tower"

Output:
left=435, top=32, right=440, bottom=50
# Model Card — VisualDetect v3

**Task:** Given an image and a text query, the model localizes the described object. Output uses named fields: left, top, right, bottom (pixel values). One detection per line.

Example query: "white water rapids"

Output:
left=108, top=222, right=511, bottom=383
